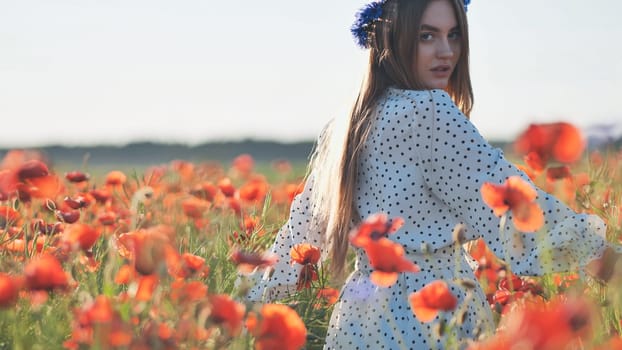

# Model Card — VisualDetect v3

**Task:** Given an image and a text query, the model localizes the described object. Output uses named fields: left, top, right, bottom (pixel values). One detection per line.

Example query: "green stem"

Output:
left=499, top=214, right=515, bottom=293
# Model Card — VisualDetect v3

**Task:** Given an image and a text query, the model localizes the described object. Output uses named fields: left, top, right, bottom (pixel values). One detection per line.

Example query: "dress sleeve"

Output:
left=245, top=174, right=326, bottom=302
left=412, top=89, right=612, bottom=276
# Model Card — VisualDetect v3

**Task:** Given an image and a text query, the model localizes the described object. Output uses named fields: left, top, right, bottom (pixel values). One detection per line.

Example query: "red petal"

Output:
left=370, top=271, right=399, bottom=287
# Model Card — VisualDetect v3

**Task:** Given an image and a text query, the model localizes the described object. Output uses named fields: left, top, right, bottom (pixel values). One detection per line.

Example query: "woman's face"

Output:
left=414, top=0, right=461, bottom=89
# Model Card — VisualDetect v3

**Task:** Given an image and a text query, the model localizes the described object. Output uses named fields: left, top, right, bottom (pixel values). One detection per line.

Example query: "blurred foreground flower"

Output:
left=409, top=280, right=457, bottom=323
left=481, top=176, right=544, bottom=232
left=468, top=296, right=595, bottom=350
left=246, top=304, right=307, bottom=350
left=290, top=243, right=321, bottom=290
left=24, top=253, right=68, bottom=291
left=0, top=273, right=21, bottom=308
left=230, top=249, right=279, bottom=275
left=350, top=214, right=418, bottom=287
left=514, top=122, right=585, bottom=167
left=349, top=213, right=403, bottom=248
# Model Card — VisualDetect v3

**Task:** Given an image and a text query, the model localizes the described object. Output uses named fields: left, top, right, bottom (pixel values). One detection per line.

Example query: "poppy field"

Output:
left=0, top=122, right=621, bottom=349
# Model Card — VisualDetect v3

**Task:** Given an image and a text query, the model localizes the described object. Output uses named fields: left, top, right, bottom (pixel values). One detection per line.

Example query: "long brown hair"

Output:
left=309, top=0, right=473, bottom=276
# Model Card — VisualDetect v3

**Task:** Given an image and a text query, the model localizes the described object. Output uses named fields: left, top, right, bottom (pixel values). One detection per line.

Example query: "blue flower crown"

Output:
left=351, top=0, right=471, bottom=49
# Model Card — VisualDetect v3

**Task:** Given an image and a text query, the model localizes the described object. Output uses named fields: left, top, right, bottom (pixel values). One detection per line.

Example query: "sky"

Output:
left=1, top=0, right=621, bottom=148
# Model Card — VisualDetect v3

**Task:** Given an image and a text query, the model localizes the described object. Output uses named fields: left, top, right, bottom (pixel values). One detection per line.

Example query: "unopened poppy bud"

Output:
left=456, top=278, right=477, bottom=290
left=433, top=319, right=446, bottom=337
left=452, top=224, right=466, bottom=244
left=456, top=310, right=468, bottom=326
left=65, top=171, right=89, bottom=183
left=64, top=196, right=89, bottom=209
left=420, top=242, right=430, bottom=254
left=17, top=160, right=49, bottom=180
left=45, top=199, right=57, bottom=211
left=56, top=210, right=80, bottom=224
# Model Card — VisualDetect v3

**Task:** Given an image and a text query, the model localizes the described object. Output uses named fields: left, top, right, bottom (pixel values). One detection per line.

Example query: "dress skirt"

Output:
left=324, top=245, right=494, bottom=350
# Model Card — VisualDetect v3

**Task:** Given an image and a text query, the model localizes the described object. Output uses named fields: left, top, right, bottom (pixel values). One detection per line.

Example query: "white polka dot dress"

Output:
left=247, top=88, right=611, bottom=349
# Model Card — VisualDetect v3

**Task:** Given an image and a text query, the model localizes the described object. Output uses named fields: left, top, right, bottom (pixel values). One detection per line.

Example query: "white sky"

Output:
left=1, top=0, right=621, bottom=147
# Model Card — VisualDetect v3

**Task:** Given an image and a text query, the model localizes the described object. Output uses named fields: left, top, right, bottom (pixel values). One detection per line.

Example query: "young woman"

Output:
left=247, top=0, right=619, bottom=348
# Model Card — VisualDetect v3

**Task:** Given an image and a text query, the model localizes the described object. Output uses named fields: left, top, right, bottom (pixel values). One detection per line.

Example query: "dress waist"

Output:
left=354, top=244, right=476, bottom=274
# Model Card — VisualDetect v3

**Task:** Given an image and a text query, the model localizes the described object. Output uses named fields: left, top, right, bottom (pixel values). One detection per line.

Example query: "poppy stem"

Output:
left=499, top=214, right=515, bottom=293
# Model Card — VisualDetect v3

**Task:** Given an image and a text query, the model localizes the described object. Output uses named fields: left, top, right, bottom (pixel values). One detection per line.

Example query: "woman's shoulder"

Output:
left=386, top=87, right=451, bottom=103
left=382, top=87, right=457, bottom=118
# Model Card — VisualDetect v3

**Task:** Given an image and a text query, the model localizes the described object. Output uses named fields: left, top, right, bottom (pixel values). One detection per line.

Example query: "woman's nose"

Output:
left=436, top=39, right=454, bottom=58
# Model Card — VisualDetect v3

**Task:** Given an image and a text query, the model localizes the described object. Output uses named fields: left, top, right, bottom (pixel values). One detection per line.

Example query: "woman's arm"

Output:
left=245, top=174, right=326, bottom=302
left=412, top=89, right=615, bottom=276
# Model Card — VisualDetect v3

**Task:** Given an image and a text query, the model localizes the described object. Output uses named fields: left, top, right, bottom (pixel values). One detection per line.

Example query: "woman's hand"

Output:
left=585, top=246, right=622, bottom=284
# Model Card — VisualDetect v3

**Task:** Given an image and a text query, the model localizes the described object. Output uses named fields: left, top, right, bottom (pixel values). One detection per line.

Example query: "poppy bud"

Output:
left=56, top=210, right=80, bottom=224
left=17, top=160, right=49, bottom=180
left=64, top=195, right=89, bottom=209
left=64, top=171, right=89, bottom=183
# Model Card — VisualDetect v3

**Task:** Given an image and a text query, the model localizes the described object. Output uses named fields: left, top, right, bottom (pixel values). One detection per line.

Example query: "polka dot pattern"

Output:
left=247, top=88, right=611, bottom=349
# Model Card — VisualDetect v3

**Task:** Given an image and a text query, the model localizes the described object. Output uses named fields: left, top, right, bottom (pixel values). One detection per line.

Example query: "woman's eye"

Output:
left=449, top=32, right=461, bottom=40
left=420, top=33, right=433, bottom=41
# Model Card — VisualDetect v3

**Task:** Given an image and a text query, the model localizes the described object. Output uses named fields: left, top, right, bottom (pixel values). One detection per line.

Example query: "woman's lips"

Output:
left=431, top=65, right=451, bottom=77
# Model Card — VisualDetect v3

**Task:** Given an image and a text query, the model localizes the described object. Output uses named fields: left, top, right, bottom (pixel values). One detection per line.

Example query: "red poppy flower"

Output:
left=63, top=223, right=100, bottom=251
left=135, top=275, right=159, bottom=301
left=24, top=253, right=69, bottom=291
left=190, top=181, right=219, bottom=201
left=117, top=226, right=172, bottom=275
left=546, top=165, right=572, bottom=181
left=182, top=253, right=205, bottom=272
left=181, top=197, right=211, bottom=219
left=316, top=287, right=340, bottom=307
left=114, top=264, right=135, bottom=284
left=481, top=176, right=544, bottom=232
left=272, top=159, right=292, bottom=174
left=208, top=294, right=246, bottom=335
left=89, top=188, right=111, bottom=203
left=65, top=171, right=89, bottom=183
left=241, top=215, right=263, bottom=236
left=246, top=304, right=307, bottom=350
left=232, top=154, right=254, bottom=175
left=170, top=160, right=195, bottom=182
left=350, top=213, right=404, bottom=248
left=0, top=152, right=48, bottom=199
left=84, top=295, right=115, bottom=323
left=524, top=151, right=546, bottom=173
left=0, top=205, right=20, bottom=224
left=290, top=243, right=321, bottom=265
left=169, top=253, right=209, bottom=278
left=230, top=249, right=278, bottom=275
left=97, top=211, right=117, bottom=226
left=0, top=170, right=18, bottom=199
left=170, top=280, right=208, bottom=303
left=409, top=280, right=458, bottom=323
left=217, top=177, right=236, bottom=197
left=296, top=264, right=318, bottom=290
left=0, top=273, right=21, bottom=307
left=469, top=296, right=594, bottom=349
left=2, top=237, right=47, bottom=254
left=363, top=239, right=420, bottom=287
left=514, top=122, right=585, bottom=166
left=105, top=170, right=127, bottom=186
left=24, top=175, right=61, bottom=199
left=227, top=197, right=242, bottom=215
left=285, top=182, right=304, bottom=203
left=238, top=177, right=269, bottom=202
left=69, top=295, right=133, bottom=348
